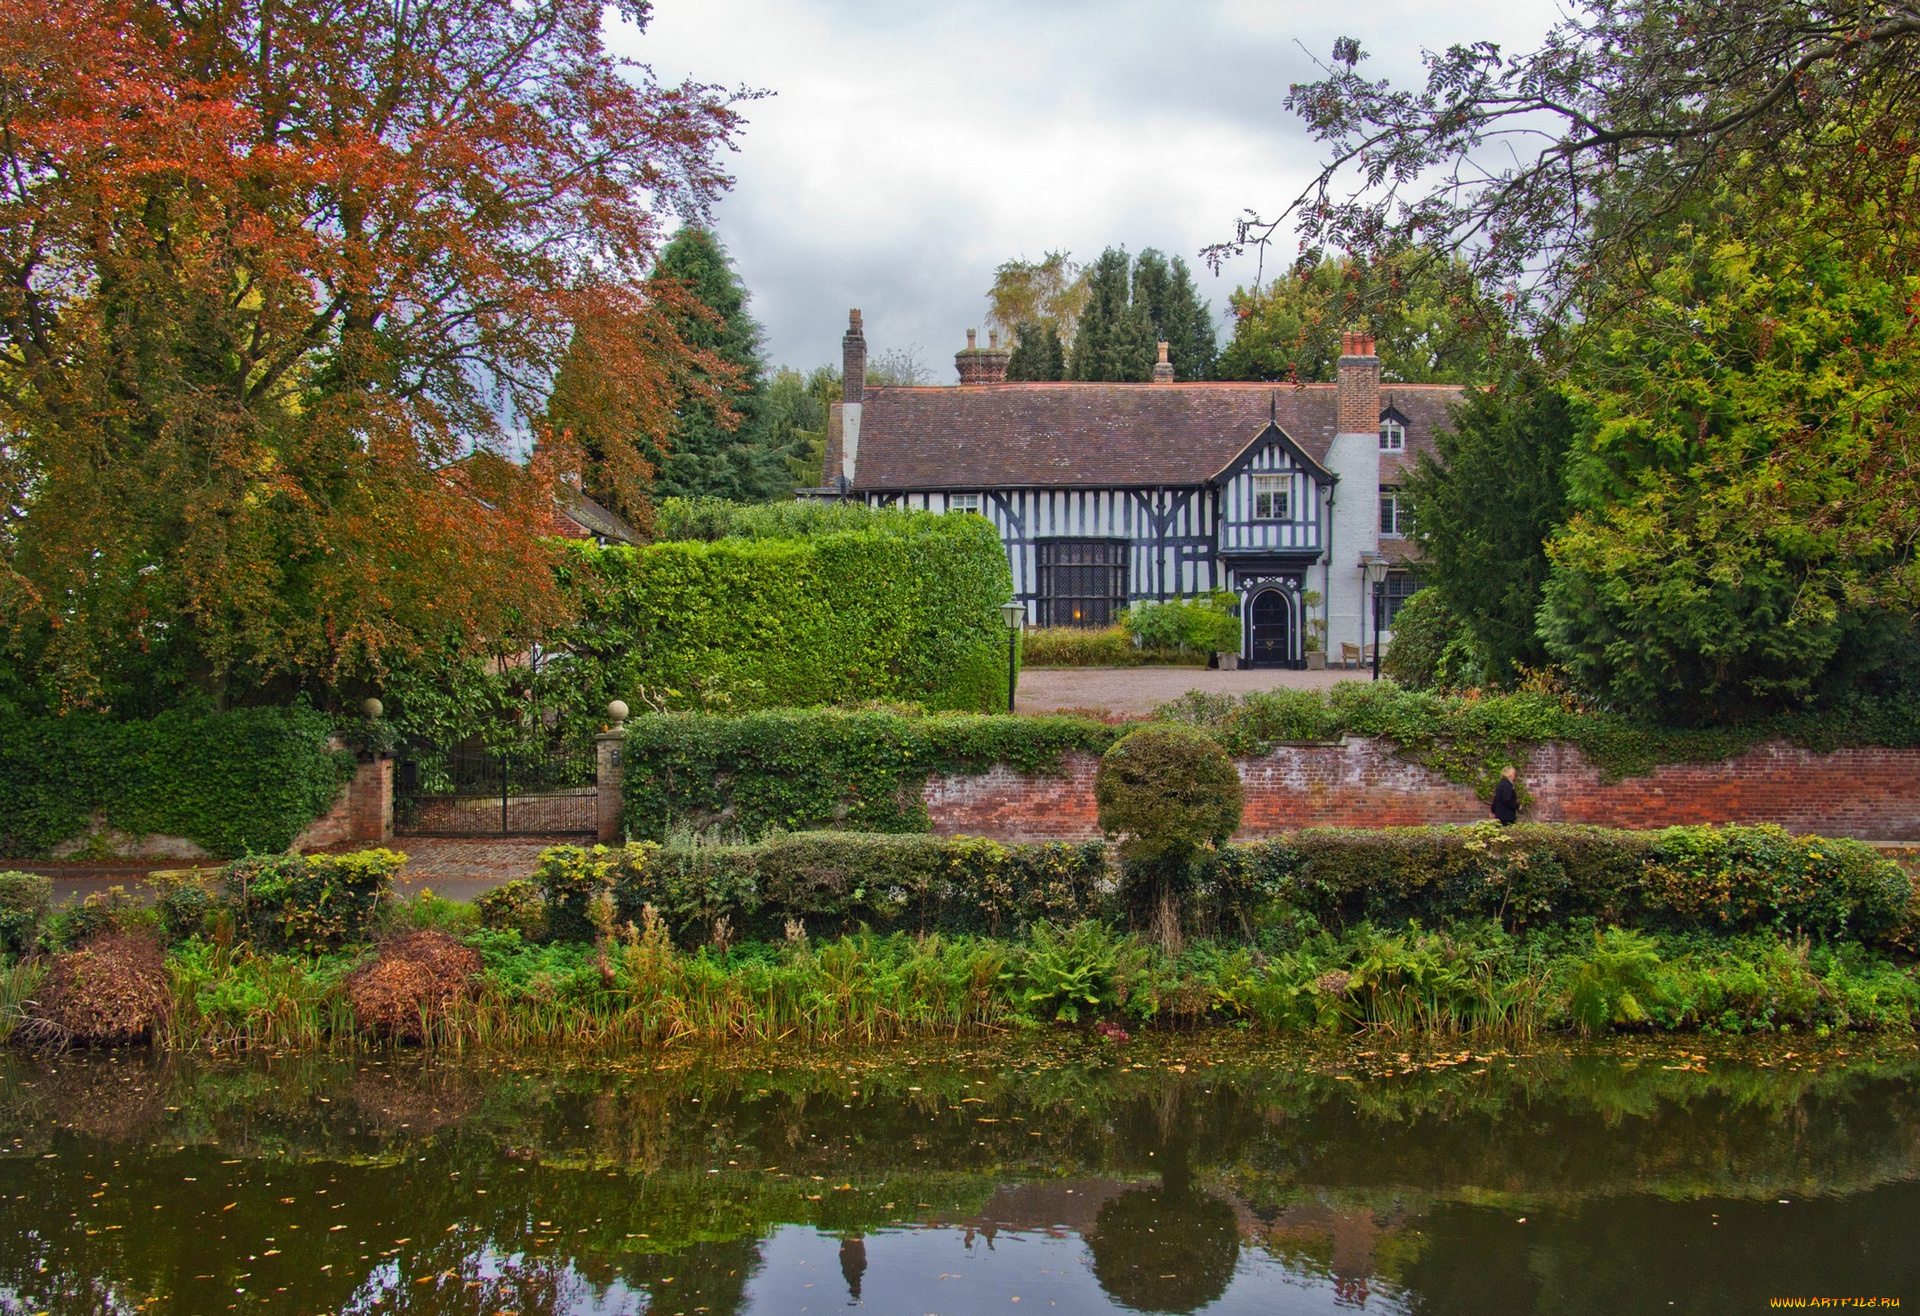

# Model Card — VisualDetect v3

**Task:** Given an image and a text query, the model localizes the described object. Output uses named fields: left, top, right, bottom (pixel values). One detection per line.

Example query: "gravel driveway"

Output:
left=1014, top=665, right=1372, bottom=716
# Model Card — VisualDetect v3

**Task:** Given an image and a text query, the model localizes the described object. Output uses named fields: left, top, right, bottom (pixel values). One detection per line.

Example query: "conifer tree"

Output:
left=646, top=228, right=791, bottom=502
left=1132, top=250, right=1217, bottom=380
left=1069, top=248, right=1155, bottom=382
left=1005, top=320, right=1066, bottom=381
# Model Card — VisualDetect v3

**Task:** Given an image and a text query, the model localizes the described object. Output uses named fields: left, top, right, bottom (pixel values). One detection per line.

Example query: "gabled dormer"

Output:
left=1211, top=420, right=1335, bottom=558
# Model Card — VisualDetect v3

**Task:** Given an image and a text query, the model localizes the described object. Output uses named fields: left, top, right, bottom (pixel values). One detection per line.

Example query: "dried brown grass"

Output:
left=347, top=930, right=482, bottom=1042
left=29, top=932, right=172, bottom=1046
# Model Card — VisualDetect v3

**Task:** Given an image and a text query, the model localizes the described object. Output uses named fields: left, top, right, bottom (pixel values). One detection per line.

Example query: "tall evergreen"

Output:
left=1132, top=249, right=1217, bottom=380
left=648, top=228, right=791, bottom=502
left=1068, top=248, right=1155, bottom=382
left=1402, top=372, right=1573, bottom=684
left=1005, top=319, right=1065, bottom=381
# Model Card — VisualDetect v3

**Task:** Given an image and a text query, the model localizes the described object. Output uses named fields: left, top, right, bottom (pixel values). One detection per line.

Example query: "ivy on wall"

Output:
left=0, top=706, right=355, bottom=859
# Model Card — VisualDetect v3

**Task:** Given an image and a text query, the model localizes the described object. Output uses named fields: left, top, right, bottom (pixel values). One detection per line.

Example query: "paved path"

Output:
left=21, top=836, right=570, bottom=907
left=1015, top=665, right=1370, bottom=716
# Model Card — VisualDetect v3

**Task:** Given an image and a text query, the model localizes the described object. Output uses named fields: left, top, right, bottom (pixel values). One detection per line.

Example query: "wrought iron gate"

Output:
left=394, top=745, right=597, bottom=837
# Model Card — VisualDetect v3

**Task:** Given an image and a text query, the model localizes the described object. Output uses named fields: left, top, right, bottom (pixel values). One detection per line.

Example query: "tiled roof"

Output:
left=850, top=382, right=1464, bottom=491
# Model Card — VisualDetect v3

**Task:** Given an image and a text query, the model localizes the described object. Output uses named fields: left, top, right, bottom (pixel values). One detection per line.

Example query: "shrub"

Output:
left=0, top=872, right=52, bottom=956
left=476, top=879, right=548, bottom=939
left=1123, top=593, right=1240, bottom=655
left=0, top=705, right=356, bottom=859
left=1381, top=589, right=1484, bottom=691
left=1020, top=626, right=1207, bottom=668
left=222, top=850, right=406, bottom=952
left=1094, top=724, right=1244, bottom=863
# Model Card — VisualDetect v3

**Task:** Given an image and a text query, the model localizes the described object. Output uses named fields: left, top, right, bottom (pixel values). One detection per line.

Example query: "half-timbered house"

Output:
left=818, top=312, right=1464, bottom=667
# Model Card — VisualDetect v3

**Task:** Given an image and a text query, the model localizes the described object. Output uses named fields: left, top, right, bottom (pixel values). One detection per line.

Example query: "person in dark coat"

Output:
left=1490, top=764, right=1520, bottom=826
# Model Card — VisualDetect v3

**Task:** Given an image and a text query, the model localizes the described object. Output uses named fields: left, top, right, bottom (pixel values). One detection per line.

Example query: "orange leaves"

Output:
left=1, top=0, right=744, bottom=707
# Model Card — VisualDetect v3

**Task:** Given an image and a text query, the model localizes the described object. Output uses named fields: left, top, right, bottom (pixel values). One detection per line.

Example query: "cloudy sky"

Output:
left=617, top=0, right=1564, bottom=376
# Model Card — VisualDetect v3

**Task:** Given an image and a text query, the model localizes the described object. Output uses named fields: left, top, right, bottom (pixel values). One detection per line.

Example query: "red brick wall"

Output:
left=921, top=738, right=1920, bottom=842
left=293, top=756, right=393, bottom=852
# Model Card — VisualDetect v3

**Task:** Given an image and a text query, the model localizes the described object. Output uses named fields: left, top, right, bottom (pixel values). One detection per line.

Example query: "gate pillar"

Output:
left=595, top=700, right=628, bottom=844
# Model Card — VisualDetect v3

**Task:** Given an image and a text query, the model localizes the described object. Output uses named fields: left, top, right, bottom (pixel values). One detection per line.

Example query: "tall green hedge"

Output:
left=558, top=506, right=1013, bottom=716
left=0, top=706, right=355, bottom=859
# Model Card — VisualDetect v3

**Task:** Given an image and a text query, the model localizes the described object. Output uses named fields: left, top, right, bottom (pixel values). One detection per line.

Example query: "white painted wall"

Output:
left=1322, top=430, right=1381, bottom=657
left=839, top=402, right=863, bottom=483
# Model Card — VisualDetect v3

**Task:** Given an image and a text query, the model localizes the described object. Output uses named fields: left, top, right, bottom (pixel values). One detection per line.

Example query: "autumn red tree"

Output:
left=0, top=0, right=744, bottom=713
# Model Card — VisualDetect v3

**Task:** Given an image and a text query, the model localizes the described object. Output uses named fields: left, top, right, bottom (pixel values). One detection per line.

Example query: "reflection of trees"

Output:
left=3, top=1043, right=1920, bottom=1315
left=1088, top=1186, right=1239, bottom=1313
left=1086, top=1086, right=1240, bottom=1314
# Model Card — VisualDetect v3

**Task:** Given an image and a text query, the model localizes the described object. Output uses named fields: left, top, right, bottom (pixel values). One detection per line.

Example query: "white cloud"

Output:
left=617, top=0, right=1564, bottom=373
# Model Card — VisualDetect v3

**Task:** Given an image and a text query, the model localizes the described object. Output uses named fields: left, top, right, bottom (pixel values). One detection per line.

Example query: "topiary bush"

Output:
left=1095, top=723, right=1244, bottom=947
left=1094, top=724, right=1244, bottom=862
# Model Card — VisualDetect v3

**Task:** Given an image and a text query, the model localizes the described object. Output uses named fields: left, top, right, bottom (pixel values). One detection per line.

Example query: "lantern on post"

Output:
left=999, top=601, right=1027, bottom=712
left=1362, top=554, right=1390, bottom=681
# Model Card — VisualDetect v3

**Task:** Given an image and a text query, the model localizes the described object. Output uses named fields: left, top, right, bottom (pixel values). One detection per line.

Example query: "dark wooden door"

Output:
left=1250, top=589, right=1291, bottom=667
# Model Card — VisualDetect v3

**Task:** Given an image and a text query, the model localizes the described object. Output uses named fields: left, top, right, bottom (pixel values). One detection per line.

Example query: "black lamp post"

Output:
left=999, top=601, right=1026, bottom=712
left=1363, top=555, right=1389, bottom=681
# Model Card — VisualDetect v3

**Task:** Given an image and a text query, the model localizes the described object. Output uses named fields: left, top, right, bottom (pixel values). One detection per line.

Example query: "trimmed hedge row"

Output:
left=620, top=709, right=1117, bottom=840
left=556, top=506, right=1013, bottom=715
left=534, top=833, right=1107, bottom=942
left=1206, top=824, right=1913, bottom=944
left=0, top=706, right=355, bottom=859
left=530, top=823, right=1915, bottom=948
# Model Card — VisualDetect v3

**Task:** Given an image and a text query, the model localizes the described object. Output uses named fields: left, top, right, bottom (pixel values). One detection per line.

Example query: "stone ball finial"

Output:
left=607, top=699, right=630, bottom=727
left=361, top=697, right=384, bottom=720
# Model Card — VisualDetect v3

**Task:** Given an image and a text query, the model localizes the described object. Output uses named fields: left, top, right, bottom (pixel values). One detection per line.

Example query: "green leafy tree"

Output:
left=644, top=228, right=792, bottom=502
left=1539, top=183, right=1920, bottom=722
left=768, top=366, right=841, bottom=488
left=1069, top=249, right=1156, bottom=382
left=1402, top=374, right=1574, bottom=684
left=985, top=251, right=1087, bottom=349
left=1216, top=250, right=1491, bottom=383
left=1005, top=320, right=1066, bottom=381
left=1380, top=589, right=1485, bottom=691
left=1131, top=249, right=1217, bottom=380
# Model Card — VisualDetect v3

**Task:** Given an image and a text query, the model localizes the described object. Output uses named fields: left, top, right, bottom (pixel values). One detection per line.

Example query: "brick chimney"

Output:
left=955, top=327, right=1010, bottom=385
left=842, top=308, right=867, bottom=404
left=1336, top=331, right=1379, bottom=434
left=1151, top=340, right=1175, bottom=384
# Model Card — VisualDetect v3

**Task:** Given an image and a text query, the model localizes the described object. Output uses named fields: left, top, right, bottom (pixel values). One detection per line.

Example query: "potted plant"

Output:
left=1302, top=591, right=1328, bottom=669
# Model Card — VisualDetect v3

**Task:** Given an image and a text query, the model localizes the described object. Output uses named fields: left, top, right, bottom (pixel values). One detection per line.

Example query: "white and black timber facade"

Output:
left=819, top=313, right=1462, bottom=667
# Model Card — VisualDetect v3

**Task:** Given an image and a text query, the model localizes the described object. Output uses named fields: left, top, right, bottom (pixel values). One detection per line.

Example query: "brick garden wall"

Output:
left=920, top=738, right=1920, bottom=842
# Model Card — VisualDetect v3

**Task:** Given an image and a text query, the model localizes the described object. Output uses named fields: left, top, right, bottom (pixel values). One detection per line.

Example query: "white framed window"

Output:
left=1379, top=418, right=1406, bottom=452
left=1380, top=491, right=1412, bottom=537
left=1251, top=474, right=1290, bottom=520
left=947, top=493, right=982, bottom=514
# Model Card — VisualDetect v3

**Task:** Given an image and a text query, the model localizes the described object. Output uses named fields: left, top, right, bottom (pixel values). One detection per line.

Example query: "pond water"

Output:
left=2, top=1036, right=1917, bottom=1314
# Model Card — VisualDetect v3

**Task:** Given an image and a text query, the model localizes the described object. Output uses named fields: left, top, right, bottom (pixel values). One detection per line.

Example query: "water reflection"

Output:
left=0, top=1039, right=1916, bottom=1313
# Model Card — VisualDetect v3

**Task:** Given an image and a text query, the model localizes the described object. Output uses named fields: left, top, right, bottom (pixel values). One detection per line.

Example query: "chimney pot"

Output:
left=988, top=329, right=1000, bottom=350
left=955, top=325, right=1010, bottom=385
left=1151, top=339, right=1175, bottom=384
left=1336, top=326, right=1381, bottom=433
